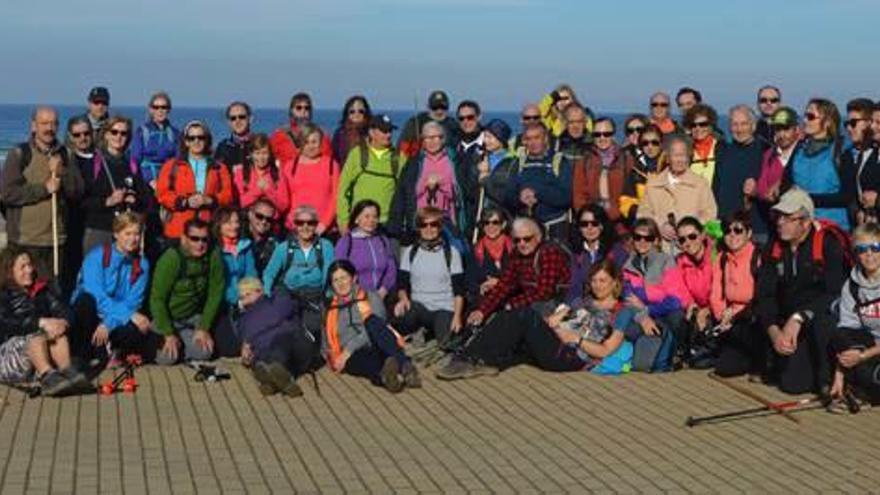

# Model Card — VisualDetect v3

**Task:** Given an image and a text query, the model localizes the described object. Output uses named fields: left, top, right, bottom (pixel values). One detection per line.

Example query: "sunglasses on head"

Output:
left=294, top=219, right=318, bottom=227
left=253, top=212, right=274, bottom=223
left=759, top=97, right=780, bottom=104
left=70, top=131, right=91, bottom=139
left=651, top=102, right=669, bottom=108
left=677, top=232, right=700, bottom=244
left=855, top=242, right=880, bottom=255
left=690, top=121, right=711, bottom=129
left=626, top=126, right=645, bottom=135
left=513, top=235, right=535, bottom=244
left=592, top=131, right=614, bottom=138
left=579, top=220, right=600, bottom=228
left=418, top=220, right=441, bottom=229
left=458, top=114, right=477, bottom=122
left=633, top=233, right=656, bottom=243
left=151, top=104, right=170, bottom=110
left=640, top=139, right=661, bottom=147
left=186, top=234, right=209, bottom=244
left=228, top=114, right=248, bottom=122
left=108, top=128, right=128, bottom=137
left=724, top=225, right=747, bottom=235
left=186, top=134, right=207, bottom=142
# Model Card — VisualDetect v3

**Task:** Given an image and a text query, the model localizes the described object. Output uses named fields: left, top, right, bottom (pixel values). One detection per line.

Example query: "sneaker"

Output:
left=826, top=398, right=849, bottom=415
left=61, top=368, right=95, bottom=395
left=435, top=355, right=499, bottom=381
left=252, top=362, right=279, bottom=396
left=401, top=361, right=422, bottom=389
left=380, top=357, right=404, bottom=393
left=40, top=369, right=74, bottom=397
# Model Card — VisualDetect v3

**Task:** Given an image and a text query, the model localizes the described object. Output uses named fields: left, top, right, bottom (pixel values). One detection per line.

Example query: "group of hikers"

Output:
left=0, top=83, right=879, bottom=412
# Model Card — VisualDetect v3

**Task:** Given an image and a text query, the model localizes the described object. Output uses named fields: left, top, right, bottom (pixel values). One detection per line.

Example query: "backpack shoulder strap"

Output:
left=102, top=242, right=113, bottom=268
left=443, top=242, right=452, bottom=271
left=168, top=160, right=180, bottom=193
left=408, top=244, right=420, bottom=266
left=344, top=232, right=354, bottom=259
left=551, top=152, right=563, bottom=177
left=17, top=143, right=32, bottom=172
left=140, top=123, right=150, bottom=149
left=315, top=239, right=325, bottom=270
left=849, top=280, right=864, bottom=310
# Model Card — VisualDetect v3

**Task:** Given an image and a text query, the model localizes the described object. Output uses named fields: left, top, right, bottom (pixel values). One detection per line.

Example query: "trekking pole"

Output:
left=50, top=170, right=59, bottom=277
left=708, top=372, right=801, bottom=424
left=472, top=150, right=487, bottom=244
left=686, top=397, right=820, bottom=427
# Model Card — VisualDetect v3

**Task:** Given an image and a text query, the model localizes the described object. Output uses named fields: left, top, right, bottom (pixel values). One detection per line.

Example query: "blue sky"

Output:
left=0, top=0, right=875, bottom=112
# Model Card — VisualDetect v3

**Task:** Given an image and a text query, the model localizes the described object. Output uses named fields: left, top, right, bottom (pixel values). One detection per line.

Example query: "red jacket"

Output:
left=282, top=155, right=340, bottom=231
left=675, top=241, right=715, bottom=309
left=232, top=164, right=290, bottom=215
left=269, top=121, right=333, bottom=164
left=156, top=158, right=233, bottom=239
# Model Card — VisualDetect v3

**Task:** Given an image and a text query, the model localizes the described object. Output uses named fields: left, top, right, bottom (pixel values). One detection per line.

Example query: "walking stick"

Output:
left=50, top=170, right=59, bottom=277
left=686, top=397, right=820, bottom=427
left=708, top=372, right=800, bottom=424
left=472, top=186, right=485, bottom=244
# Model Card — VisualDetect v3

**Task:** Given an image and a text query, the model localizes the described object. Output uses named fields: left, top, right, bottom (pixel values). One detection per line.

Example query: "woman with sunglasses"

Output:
left=233, top=133, right=289, bottom=215
left=131, top=91, right=180, bottom=190
left=830, top=222, right=880, bottom=407
left=215, top=101, right=254, bottom=172
left=282, top=124, right=339, bottom=236
left=639, top=135, right=717, bottom=247
left=472, top=207, right=513, bottom=298
left=334, top=199, right=397, bottom=300
left=621, top=114, right=649, bottom=159
left=538, top=84, right=589, bottom=139
left=710, top=211, right=763, bottom=378
left=81, top=116, right=150, bottom=254
left=332, top=95, right=372, bottom=165
left=842, top=98, right=877, bottom=225
left=572, top=117, right=634, bottom=222
left=786, top=98, right=853, bottom=229
left=683, top=104, right=725, bottom=197
left=621, top=218, right=691, bottom=371
left=211, top=207, right=257, bottom=358
left=673, top=217, right=719, bottom=367
left=156, top=120, right=233, bottom=240
left=567, top=204, right=628, bottom=302
left=648, top=92, right=681, bottom=135
left=620, top=124, right=664, bottom=220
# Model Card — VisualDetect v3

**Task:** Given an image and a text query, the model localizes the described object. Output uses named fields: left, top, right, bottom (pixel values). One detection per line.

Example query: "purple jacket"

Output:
left=334, top=230, right=397, bottom=293
left=566, top=242, right=629, bottom=303
left=236, top=291, right=301, bottom=360
left=131, top=120, right=180, bottom=183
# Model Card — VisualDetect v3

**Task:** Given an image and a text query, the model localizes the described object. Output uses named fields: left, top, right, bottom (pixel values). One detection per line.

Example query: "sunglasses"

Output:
left=845, top=119, right=867, bottom=128
left=91, top=101, right=108, bottom=106
left=579, top=220, right=600, bottom=228
left=151, top=104, right=170, bottom=110
left=592, top=131, right=614, bottom=138
left=633, top=233, right=656, bottom=243
left=626, top=126, right=645, bottom=135
left=855, top=243, right=880, bottom=255
left=650, top=102, right=670, bottom=108
left=186, top=234, right=209, bottom=244
left=513, top=235, right=535, bottom=244
left=759, top=97, right=780, bottom=104
left=228, top=114, right=248, bottom=122
left=690, top=121, right=711, bottom=129
left=804, top=112, right=819, bottom=122
left=418, top=220, right=442, bottom=229
left=724, top=226, right=747, bottom=235
left=70, top=131, right=91, bottom=139
left=294, top=219, right=318, bottom=227
left=640, top=139, right=661, bottom=147
left=481, top=219, right=503, bottom=226
left=348, top=108, right=366, bottom=115
left=186, top=135, right=207, bottom=142
left=294, top=105, right=311, bottom=111
left=458, top=114, right=477, bottom=122
left=253, top=212, right=274, bottom=223
left=677, top=232, right=700, bottom=244
left=522, top=115, right=541, bottom=121
left=108, top=129, right=128, bottom=137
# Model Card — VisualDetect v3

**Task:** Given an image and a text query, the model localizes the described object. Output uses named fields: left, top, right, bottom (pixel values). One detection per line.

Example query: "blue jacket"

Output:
left=790, top=139, right=850, bottom=229
left=131, top=120, right=180, bottom=183
left=505, top=152, right=573, bottom=223
left=262, top=237, right=335, bottom=295
left=71, top=243, right=150, bottom=331
left=221, top=239, right=258, bottom=305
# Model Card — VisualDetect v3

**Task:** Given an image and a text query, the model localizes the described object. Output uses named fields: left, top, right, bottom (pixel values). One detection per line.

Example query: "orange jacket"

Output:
left=572, top=147, right=633, bottom=221
left=156, top=157, right=233, bottom=239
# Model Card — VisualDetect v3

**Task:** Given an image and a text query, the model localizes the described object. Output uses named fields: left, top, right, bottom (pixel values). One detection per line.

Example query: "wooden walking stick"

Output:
left=49, top=155, right=60, bottom=277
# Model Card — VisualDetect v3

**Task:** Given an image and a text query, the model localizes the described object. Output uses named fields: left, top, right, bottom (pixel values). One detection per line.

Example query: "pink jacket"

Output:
left=622, top=251, right=693, bottom=317
left=709, top=243, right=758, bottom=320
left=676, top=242, right=715, bottom=309
left=232, top=164, right=290, bottom=215
left=282, top=155, right=340, bottom=231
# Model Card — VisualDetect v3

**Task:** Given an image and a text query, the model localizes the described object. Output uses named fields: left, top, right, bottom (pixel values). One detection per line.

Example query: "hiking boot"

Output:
left=279, top=379, right=304, bottom=398
left=252, top=361, right=279, bottom=396
left=40, top=369, right=74, bottom=397
left=61, top=368, right=95, bottom=395
left=435, top=355, right=499, bottom=381
left=401, top=361, right=421, bottom=389
left=380, top=357, right=404, bottom=393
left=263, top=362, right=302, bottom=398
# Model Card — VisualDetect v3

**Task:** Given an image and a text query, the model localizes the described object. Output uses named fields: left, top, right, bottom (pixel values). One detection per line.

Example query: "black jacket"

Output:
left=0, top=281, right=71, bottom=342
left=716, top=138, right=767, bottom=232
left=214, top=135, right=250, bottom=171
left=81, top=149, right=150, bottom=231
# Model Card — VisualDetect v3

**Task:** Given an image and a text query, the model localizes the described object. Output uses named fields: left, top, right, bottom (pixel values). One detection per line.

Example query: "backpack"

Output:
left=408, top=241, right=453, bottom=272
left=102, top=243, right=143, bottom=285
left=274, top=238, right=325, bottom=289
left=516, top=149, right=564, bottom=177
left=140, top=123, right=176, bottom=152
left=1, top=143, right=67, bottom=218
left=344, top=143, right=400, bottom=207
left=768, top=219, right=853, bottom=273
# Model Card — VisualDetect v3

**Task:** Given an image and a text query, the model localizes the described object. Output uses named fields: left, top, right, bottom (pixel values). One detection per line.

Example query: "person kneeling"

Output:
left=149, top=219, right=225, bottom=364
left=237, top=278, right=316, bottom=398
left=0, top=247, right=91, bottom=396
left=324, top=261, right=419, bottom=393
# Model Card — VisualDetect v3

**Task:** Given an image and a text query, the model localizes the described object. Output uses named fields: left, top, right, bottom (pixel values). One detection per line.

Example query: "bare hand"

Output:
left=640, top=316, right=660, bottom=336
left=394, top=298, right=410, bottom=318
left=45, top=176, right=61, bottom=195
left=106, top=189, right=126, bottom=207
left=162, top=335, right=181, bottom=362
left=519, top=188, right=538, bottom=207
left=838, top=349, right=863, bottom=369
left=130, top=312, right=151, bottom=333
left=332, top=350, right=350, bottom=373
left=39, top=318, right=68, bottom=339
left=862, top=190, right=878, bottom=208
left=193, top=330, right=214, bottom=354
left=240, top=343, right=254, bottom=367
left=188, top=194, right=204, bottom=209
left=477, top=158, right=490, bottom=177
left=450, top=316, right=463, bottom=334
left=695, top=307, right=711, bottom=332
left=742, top=178, right=756, bottom=197
left=47, top=154, right=63, bottom=175
left=467, top=310, right=485, bottom=326
left=92, top=324, right=109, bottom=346
left=660, top=223, right=676, bottom=241
left=377, top=287, right=388, bottom=300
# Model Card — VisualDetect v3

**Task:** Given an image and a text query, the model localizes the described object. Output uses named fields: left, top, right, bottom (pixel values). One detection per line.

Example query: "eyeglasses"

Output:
left=481, top=219, right=503, bottom=226
left=294, top=105, right=311, bottom=111
left=186, top=135, right=207, bottom=142
left=633, top=233, right=656, bottom=243
left=592, top=131, right=614, bottom=138
left=108, top=129, right=128, bottom=137
left=640, top=139, right=661, bottom=147
left=626, top=126, right=645, bottom=135
left=513, top=235, right=535, bottom=244
left=759, top=97, right=781, bottom=105
left=522, top=115, right=541, bottom=121
left=579, top=220, right=600, bottom=228
left=418, top=220, right=442, bottom=229
left=855, top=242, right=880, bottom=255
left=294, top=219, right=318, bottom=227
left=557, top=96, right=571, bottom=102
left=186, top=234, right=209, bottom=244
left=228, top=114, right=248, bottom=121
left=458, top=114, right=477, bottom=122
left=348, top=108, right=366, bottom=115
left=253, top=212, right=274, bottom=223
left=70, top=131, right=91, bottom=139
left=650, top=102, right=670, bottom=108
left=690, top=121, right=711, bottom=129
left=845, top=118, right=867, bottom=128
left=151, top=104, right=170, bottom=110
left=724, top=226, right=747, bottom=235
left=677, top=232, right=700, bottom=244
left=804, top=112, right=819, bottom=122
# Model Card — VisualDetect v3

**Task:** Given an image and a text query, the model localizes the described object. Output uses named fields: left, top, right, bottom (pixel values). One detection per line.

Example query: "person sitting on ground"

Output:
left=244, top=199, right=280, bottom=277
left=0, top=246, right=90, bottom=396
left=149, top=219, right=225, bottom=365
left=232, top=133, right=289, bottom=214
left=505, top=124, right=574, bottom=241
left=334, top=199, right=397, bottom=300
left=70, top=213, right=154, bottom=365
left=710, top=210, right=764, bottom=378
left=567, top=204, right=628, bottom=302
left=674, top=217, right=718, bottom=367
left=435, top=216, right=570, bottom=380
left=756, top=188, right=848, bottom=397
left=831, top=222, right=880, bottom=406
left=336, top=115, right=407, bottom=234
left=212, top=208, right=257, bottom=358
left=471, top=207, right=513, bottom=299
left=237, top=278, right=315, bottom=398
left=324, top=260, right=420, bottom=393
left=394, top=207, right=466, bottom=347
left=622, top=218, right=691, bottom=372
left=262, top=205, right=335, bottom=336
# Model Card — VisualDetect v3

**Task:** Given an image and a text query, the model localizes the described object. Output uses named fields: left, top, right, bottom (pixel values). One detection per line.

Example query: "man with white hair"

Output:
left=716, top=104, right=768, bottom=235
left=436, top=216, right=570, bottom=380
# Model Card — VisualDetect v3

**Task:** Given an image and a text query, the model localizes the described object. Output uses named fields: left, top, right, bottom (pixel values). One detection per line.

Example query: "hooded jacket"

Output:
left=838, top=267, right=880, bottom=341
left=334, top=230, right=397, bottom=293
left=155, top=157, right=234, bottom=239
left=131, top=121, right=179, bottom=184
left=220, top=239, right=258, bottom=306
left=71, top=243, right=150, bottom=331
left=268, top=121, right=333, bottom=164
left=622, top=250, right=692, bottom=320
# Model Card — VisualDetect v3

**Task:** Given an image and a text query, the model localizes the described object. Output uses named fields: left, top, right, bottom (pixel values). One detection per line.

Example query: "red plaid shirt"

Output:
left=478, top=242, right=571, bottom=316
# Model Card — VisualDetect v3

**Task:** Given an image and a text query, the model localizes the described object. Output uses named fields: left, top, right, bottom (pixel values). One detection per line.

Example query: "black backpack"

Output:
left=273, top=238, right=325, bottom=289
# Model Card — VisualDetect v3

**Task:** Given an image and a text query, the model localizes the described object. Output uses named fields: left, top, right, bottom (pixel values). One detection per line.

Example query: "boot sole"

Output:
left=266, top=363, right=302, bottom=398
left=252, top=363, right=279, bottom=396
left=381, top=357, right=404, bottom=393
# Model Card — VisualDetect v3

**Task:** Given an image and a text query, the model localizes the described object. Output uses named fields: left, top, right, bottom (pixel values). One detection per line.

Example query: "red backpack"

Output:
left=768, top=219, right=853, bottom=271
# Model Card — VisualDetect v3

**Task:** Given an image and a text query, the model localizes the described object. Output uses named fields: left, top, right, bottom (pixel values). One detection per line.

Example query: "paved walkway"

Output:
left=0, top=363, right=877, bottom=494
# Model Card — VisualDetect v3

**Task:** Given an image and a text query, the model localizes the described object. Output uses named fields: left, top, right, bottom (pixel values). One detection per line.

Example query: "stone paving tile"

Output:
left=0, top=363, right=879, bottom=493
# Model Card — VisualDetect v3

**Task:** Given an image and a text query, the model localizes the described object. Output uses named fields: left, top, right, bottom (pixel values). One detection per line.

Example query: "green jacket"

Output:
left=336, top=145, right=406, bottom=227
left=149, top=247, right=225, bottom=336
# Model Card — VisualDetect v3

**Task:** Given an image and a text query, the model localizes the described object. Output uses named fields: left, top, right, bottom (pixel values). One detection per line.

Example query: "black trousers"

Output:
left=772, top=311, right=834, bottom=394
left=395, top=301, right=453, bottom=344
left=714, top=319, right=768, bottom=378
left=343, top=317, right=410, bottom=383
left=71, top=293, right=160, bottom=362
left=831, top=328, right=880, bottom=403
left=465, top=307, right=586, bottom=371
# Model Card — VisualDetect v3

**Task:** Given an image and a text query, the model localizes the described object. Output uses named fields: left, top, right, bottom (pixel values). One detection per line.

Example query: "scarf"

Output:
left=475, top=235, right=511, bottom=265
left=693, top=136, right=715, bottom=161
left=598, top=145, right=618, bottom=168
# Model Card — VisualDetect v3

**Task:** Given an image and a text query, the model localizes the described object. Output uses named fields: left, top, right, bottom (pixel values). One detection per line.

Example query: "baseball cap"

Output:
left=771, top=187, right=814, bottom=219
left=369, top=114, right=397, bottom=132
left=428, top=90, right=449, bottom=110
left=769, top=107, right=797, bottom=128
left=88, top=86, right=110, bottom=103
